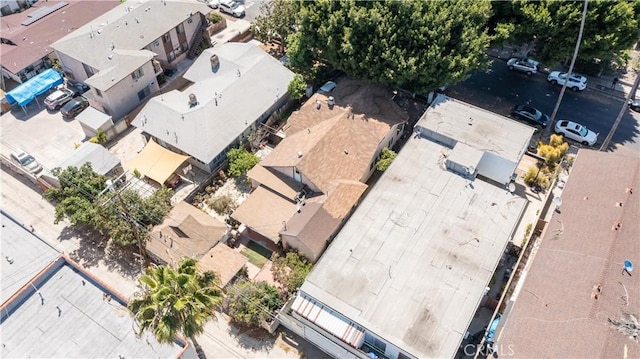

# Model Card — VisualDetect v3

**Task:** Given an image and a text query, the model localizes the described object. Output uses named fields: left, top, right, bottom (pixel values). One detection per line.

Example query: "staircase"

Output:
left=187, top=15, right=211, bottom=60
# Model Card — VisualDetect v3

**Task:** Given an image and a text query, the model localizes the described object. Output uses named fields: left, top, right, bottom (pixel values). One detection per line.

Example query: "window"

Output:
left=131, top=67, right=144, bottom=81
left=95, top=88, right=102, bottom=97
left=176, top=24, right=185, bottom=34
left=163, top=33, right=171, bottom=43
left=137, top=86, right=151, bottom=101
left=82, top=63, right=95, bottom=77
left=168, top=51, right=176, bottom=62
left=181, top=41, right=189, bottom=53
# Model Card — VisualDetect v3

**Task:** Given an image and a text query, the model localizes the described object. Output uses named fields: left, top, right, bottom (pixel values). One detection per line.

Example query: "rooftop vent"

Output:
left=297, top=151, right=303, bottom=158
left=210, top=54, right=220, bottom=72
left=188, top=93, right=198, bottom=108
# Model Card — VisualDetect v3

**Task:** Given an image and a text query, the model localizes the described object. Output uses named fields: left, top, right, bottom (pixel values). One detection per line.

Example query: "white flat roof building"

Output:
left=284, top=95, right=532, bottom=359
left=0, top=210, right=188, bottom=358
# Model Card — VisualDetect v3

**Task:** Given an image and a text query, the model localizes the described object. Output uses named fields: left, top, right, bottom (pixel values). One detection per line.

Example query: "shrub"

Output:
left=376, top=147, right=397, bottom=171
left=224, top=281, right=282, bottom=327
left=208, top=195, right=236, bottom=215
left=287, top=74, right=307, bottom=100
left=227, top=147, right=259, bottom=177
left=209, top=12, right=223, bottom=24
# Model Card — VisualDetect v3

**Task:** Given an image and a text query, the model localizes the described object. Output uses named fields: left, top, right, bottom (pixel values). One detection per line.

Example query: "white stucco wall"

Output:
left=98, top=60, right=159, bottom=120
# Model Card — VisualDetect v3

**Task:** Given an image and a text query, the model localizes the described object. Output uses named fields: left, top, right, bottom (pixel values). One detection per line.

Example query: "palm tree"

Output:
left=129, top=257, right=223, bottom=359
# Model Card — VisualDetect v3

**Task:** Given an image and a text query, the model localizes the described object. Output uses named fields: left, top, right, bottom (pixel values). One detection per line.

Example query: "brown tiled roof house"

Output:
left=497, top=149, right=640, bottom=358
left=232, top=80, right=408, bottom=262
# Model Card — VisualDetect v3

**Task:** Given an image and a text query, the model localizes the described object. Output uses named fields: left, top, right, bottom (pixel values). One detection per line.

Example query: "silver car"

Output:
left=44, top=88, right=75, bottom=111
left=507, top=58, right=539, bottom=75
left=10, top=149, right=43, bottom=174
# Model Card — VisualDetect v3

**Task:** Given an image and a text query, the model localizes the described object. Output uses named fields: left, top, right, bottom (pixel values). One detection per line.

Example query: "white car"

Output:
left=10, top=149, right=43, bottom=174
left=554, top=120, right=598, bottom=146
left=206, top=0, right=219, bottom=8
left=219, top=0, right=244, bottom=17
left=547, top=71, right=587, bottom=91
left=507, top=58, right=539, bottom=75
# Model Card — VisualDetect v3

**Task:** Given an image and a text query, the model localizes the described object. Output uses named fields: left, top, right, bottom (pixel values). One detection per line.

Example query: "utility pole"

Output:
left=599, top=72, right=640, bottom=151
left=548, top=0, right=589, bottom=126
left=116, top=193, right=146, bottom=273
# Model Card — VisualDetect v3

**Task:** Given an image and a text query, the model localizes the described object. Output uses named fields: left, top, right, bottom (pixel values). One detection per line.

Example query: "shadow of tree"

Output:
left=226, top=322, right=276, bottom=353
left=62, top=223, right=143, bottom=281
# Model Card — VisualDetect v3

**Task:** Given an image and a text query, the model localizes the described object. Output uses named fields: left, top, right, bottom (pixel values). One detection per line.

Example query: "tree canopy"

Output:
left=227, top=146, right=259, bottom=177
left=271, top=252, right=313, bottom=297
left=44, top=165, right=172, bottom=246
left=251, top=0, right=297, bottom=45
left=491, top=0, right=640, bottom=65
left=224, top=280, right=282, bottom=327
left=129, top=258, right=223, bottom=359
left=287, top=74, right=307, bottom=100
left=45, top=163, right=108, bottom=226
left=287, top=0, right=493, bottom=93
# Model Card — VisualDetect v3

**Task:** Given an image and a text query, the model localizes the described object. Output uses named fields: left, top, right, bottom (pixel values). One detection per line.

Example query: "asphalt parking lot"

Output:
left=1, top=94, right=87, bottom=173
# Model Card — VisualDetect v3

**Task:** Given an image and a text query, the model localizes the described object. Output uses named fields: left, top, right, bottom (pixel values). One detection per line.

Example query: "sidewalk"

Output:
left=487, top=46, right=638, bottom=101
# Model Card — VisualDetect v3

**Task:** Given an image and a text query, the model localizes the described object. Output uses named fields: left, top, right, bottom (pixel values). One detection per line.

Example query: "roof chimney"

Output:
left=188, top=93, right=198, bottom=108
left=210, top=54, right=220, bottom=72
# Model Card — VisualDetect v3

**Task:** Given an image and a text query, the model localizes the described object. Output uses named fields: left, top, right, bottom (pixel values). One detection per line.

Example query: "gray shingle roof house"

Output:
left=278, top=95, right=534, bottom=359
left=52, top=0, right=212, bottom=120
left=132, top=43, right=295, bottom=172
left=0, top=210, right=190, bottom=358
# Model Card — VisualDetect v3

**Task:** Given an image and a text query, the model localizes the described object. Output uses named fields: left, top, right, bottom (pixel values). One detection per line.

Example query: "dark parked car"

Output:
left=66, top=79, right=90, bottom=95
left=511, top=104, right=549, bottom=127
left=630, top=99, right=640, bottom=112
left=61, top=97, right=89, bottom=119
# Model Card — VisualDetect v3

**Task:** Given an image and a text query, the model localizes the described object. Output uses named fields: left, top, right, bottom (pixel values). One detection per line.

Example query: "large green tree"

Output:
left=44, top=165, right=172, bottom=246
left=129, top=258, right=223, bottom=359
left=224, top=280, right=282, bottom=327
left=251, top=0, right=297, bottom=46
left=491, top=0, right=640, bottom=65
left=287, top=0, right=493, bottom=93
left=45, top=163, right=108, bottom=226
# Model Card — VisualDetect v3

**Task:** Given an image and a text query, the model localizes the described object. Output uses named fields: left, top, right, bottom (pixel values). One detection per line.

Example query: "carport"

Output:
left=4, top=69, right=63, bottom=113
left=125, top=139, right=188, bottom=186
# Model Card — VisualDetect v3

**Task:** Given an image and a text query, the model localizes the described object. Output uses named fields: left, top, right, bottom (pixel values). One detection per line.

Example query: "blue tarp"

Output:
left=5, top=69, right=63, bottom=107
left=486, top=315, right=501, bottom=342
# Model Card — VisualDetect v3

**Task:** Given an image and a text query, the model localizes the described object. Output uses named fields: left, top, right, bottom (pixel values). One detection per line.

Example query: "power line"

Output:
left=2, top=139, right=282, bottom=321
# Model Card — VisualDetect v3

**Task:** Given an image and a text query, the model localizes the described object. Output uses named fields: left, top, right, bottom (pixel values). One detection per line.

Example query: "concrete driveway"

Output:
left=1, top=96, right=87, bottom=172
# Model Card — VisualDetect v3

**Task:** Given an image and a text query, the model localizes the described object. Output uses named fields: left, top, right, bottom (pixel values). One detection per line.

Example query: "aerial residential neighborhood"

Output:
left=1, top=1, right=639, bottom=359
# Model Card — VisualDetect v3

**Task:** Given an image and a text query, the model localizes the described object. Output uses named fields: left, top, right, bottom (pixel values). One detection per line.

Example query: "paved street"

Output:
left=445, top=58, right=640, bottom=156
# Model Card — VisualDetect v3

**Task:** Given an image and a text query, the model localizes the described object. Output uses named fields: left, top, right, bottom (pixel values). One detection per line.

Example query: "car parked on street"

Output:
left=44, top=88, right=75, bottom=111
left=507, top=58, right=539, bottom=75
left=61, top=97, right=89, bottom=119
left=511, top=104, right=549, bottom=127
left=10, top=149, right=43, bottom=174
left=554, top=119, right=598, bottom=146
left=547, top=71, right=587, bottom=91
left=629, top=98, right=640, bottom=112
left=219, top=0, right=244, bottom=17
left=207, top=0, right=219, bottom=8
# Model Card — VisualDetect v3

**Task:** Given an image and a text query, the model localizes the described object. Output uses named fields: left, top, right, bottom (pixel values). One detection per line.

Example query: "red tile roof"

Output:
left=498, top=149, right=640, bottom=358
left=0, top=0, right=120, bottom=75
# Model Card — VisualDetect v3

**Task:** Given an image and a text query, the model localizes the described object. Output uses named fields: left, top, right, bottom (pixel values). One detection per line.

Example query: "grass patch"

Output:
left=241, top=241, right=272, bottom=268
